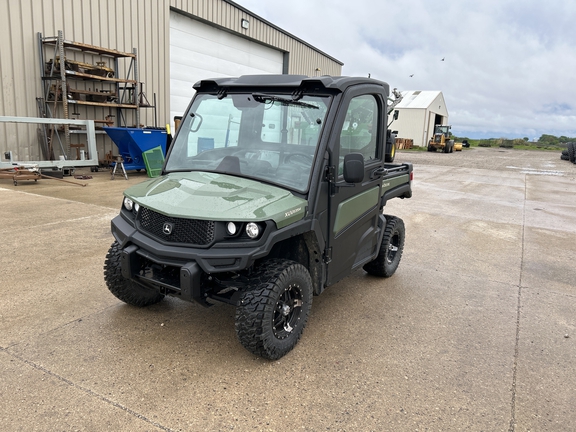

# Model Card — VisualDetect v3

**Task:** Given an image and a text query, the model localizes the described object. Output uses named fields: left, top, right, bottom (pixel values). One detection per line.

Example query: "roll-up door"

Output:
left=170, top=11, right=284, bottom=125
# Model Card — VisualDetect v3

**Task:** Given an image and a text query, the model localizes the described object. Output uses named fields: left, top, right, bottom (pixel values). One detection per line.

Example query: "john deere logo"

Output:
left=162, top=222, right=173, bottom=235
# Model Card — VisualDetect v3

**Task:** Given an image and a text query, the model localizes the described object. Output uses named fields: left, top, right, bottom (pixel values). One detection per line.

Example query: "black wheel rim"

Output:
left=273, top=284, right=303, bottom=339
left=386, top=231, right=400, bottom=264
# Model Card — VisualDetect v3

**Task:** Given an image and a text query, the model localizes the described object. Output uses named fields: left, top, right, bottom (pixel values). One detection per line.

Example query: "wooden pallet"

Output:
left=395, top=138, right=414, bottom=149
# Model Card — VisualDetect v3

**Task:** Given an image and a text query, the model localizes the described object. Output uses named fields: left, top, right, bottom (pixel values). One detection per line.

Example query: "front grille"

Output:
left=138, top=207, right=215, bottom=245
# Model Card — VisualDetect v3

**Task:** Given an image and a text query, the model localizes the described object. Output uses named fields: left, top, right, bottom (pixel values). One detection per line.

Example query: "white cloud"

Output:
left=235, top=0, right=576, bottom=139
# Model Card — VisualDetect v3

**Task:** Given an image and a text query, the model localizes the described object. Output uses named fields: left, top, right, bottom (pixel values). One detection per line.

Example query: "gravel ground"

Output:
left=395, top=146, right=575, bottom=175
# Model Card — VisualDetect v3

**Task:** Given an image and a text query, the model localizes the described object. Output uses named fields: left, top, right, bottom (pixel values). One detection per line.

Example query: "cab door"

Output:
left=325, top=88, right=386, bottom=285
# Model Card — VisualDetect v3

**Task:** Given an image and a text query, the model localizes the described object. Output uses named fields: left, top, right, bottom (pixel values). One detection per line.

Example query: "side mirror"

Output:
left=343, top=153, right=364, bottom=183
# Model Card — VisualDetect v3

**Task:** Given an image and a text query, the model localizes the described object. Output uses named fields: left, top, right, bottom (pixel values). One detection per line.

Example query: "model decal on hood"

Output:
left=285, top=207, right=302, bottom=218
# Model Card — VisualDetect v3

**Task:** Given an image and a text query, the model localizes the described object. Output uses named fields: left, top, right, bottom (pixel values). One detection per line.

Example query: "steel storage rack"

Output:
left=38, top=31, right=140, bottom=160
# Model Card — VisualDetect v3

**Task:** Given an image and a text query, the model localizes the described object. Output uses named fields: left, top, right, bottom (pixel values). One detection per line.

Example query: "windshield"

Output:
left=165, top=92, right=331, bottom=192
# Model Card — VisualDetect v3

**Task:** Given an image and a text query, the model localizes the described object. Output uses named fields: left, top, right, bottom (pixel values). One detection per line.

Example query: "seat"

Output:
left=250, top=160, right=273, bottom=176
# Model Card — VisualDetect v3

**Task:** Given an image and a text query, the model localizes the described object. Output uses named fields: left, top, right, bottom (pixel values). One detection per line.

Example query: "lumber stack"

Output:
left=395, top=138, right=413, bottom=149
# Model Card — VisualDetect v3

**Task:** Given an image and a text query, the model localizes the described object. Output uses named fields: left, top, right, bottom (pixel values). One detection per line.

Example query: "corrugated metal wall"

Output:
left=0, top=0, right=171, bottom=161
left=0, top=0, right=342, bottom=162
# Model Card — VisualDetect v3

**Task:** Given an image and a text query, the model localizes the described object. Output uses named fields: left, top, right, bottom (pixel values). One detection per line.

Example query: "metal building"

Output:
left=0, top=0, right=343, bottom=164
left=392, top=91, right=449, bottom=147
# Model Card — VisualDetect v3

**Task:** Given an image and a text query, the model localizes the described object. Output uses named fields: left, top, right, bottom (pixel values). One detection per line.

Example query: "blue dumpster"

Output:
left=104, top=127, right=167, bottom=171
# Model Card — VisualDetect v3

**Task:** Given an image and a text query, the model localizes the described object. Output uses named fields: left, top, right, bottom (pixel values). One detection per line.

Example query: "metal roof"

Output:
left=396, top=91, right=443, bottom=109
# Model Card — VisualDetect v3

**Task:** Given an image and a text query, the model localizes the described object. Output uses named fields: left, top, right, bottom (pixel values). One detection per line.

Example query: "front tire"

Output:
left=385, top=141, right=396, bottom=162
left=235, top=259, right=313, bottom=360
left=363, top=215, right=405, bottom=277
left=104, top=241, right=165, bottom=306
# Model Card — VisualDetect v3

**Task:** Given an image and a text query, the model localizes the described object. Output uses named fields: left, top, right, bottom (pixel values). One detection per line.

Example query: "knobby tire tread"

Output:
left=104, top=241, right=165, bottom=307
left=363, top=215, right=405, bottom=277
left=568, top=142, right=576, bottom=163
left=235, top=259, right=312, bottom=360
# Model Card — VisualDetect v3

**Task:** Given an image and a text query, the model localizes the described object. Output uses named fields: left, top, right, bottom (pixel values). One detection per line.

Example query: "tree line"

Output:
left=536, top=134, right=576, bottom=145
left=452, top=134, right=576, bottom=148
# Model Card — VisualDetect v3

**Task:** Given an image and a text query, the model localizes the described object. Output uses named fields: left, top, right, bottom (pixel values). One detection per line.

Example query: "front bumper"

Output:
left=112, top=215, right=272, bottom=274
left=111, top=214, right=313, bottom=305
left=120, top=243, right=205, bottom=304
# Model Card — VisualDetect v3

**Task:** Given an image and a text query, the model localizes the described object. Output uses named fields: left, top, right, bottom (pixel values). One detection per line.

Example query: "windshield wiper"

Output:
left=252, top=93, right=319, bottom=109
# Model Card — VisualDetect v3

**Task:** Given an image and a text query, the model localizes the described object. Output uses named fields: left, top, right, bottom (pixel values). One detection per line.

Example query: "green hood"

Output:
left=125, top=172, right=307, bottom=228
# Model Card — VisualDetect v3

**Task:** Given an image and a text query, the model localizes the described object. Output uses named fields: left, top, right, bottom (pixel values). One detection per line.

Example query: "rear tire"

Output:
left=363, top=215, right=405, bottom=277
left=104, top=241, right=165, bottom=306
left=235, top=259, right=313, bottom=360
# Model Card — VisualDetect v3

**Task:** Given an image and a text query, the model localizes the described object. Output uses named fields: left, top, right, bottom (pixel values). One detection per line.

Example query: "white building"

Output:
left=392, top=91, right=449, bottom=147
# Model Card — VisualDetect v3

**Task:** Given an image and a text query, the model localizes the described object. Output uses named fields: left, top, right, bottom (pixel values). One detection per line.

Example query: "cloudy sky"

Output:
left=235, top=0, right=576, bottom=140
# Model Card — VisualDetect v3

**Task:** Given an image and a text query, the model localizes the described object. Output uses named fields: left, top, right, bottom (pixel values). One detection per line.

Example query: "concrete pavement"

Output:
left=0, top=147, right=574, bottom=431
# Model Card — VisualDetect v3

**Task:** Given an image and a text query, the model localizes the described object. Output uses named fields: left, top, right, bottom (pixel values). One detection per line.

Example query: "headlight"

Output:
left=226, top=222, right=237, bottom=235
left=123, top=197, right=134, bottom=211
left=245, top=222, right=260, bottom=239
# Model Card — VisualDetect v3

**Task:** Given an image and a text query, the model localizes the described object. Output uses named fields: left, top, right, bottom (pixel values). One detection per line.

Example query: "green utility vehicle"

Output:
left=104, top=75, right=413, bottom=359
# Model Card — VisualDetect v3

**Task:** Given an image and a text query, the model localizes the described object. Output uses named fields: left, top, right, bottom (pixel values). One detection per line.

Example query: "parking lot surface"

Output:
left=1, top=147, right=575, bottom=431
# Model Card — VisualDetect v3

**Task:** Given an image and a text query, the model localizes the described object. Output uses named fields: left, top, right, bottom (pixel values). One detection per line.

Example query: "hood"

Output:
left=124, top=172, right=307, bottom=228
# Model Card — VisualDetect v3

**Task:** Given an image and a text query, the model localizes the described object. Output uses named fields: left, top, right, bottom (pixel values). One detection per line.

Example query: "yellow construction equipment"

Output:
left=427, top=125, right=455, bottom=153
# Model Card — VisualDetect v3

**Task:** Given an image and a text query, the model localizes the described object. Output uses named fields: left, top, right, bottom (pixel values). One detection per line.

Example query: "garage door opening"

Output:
left=169, top=11, right=285, bottom=129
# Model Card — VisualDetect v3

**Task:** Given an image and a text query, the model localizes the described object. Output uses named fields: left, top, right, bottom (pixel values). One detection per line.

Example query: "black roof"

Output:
left=193, top=74, right=389, bottom=95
